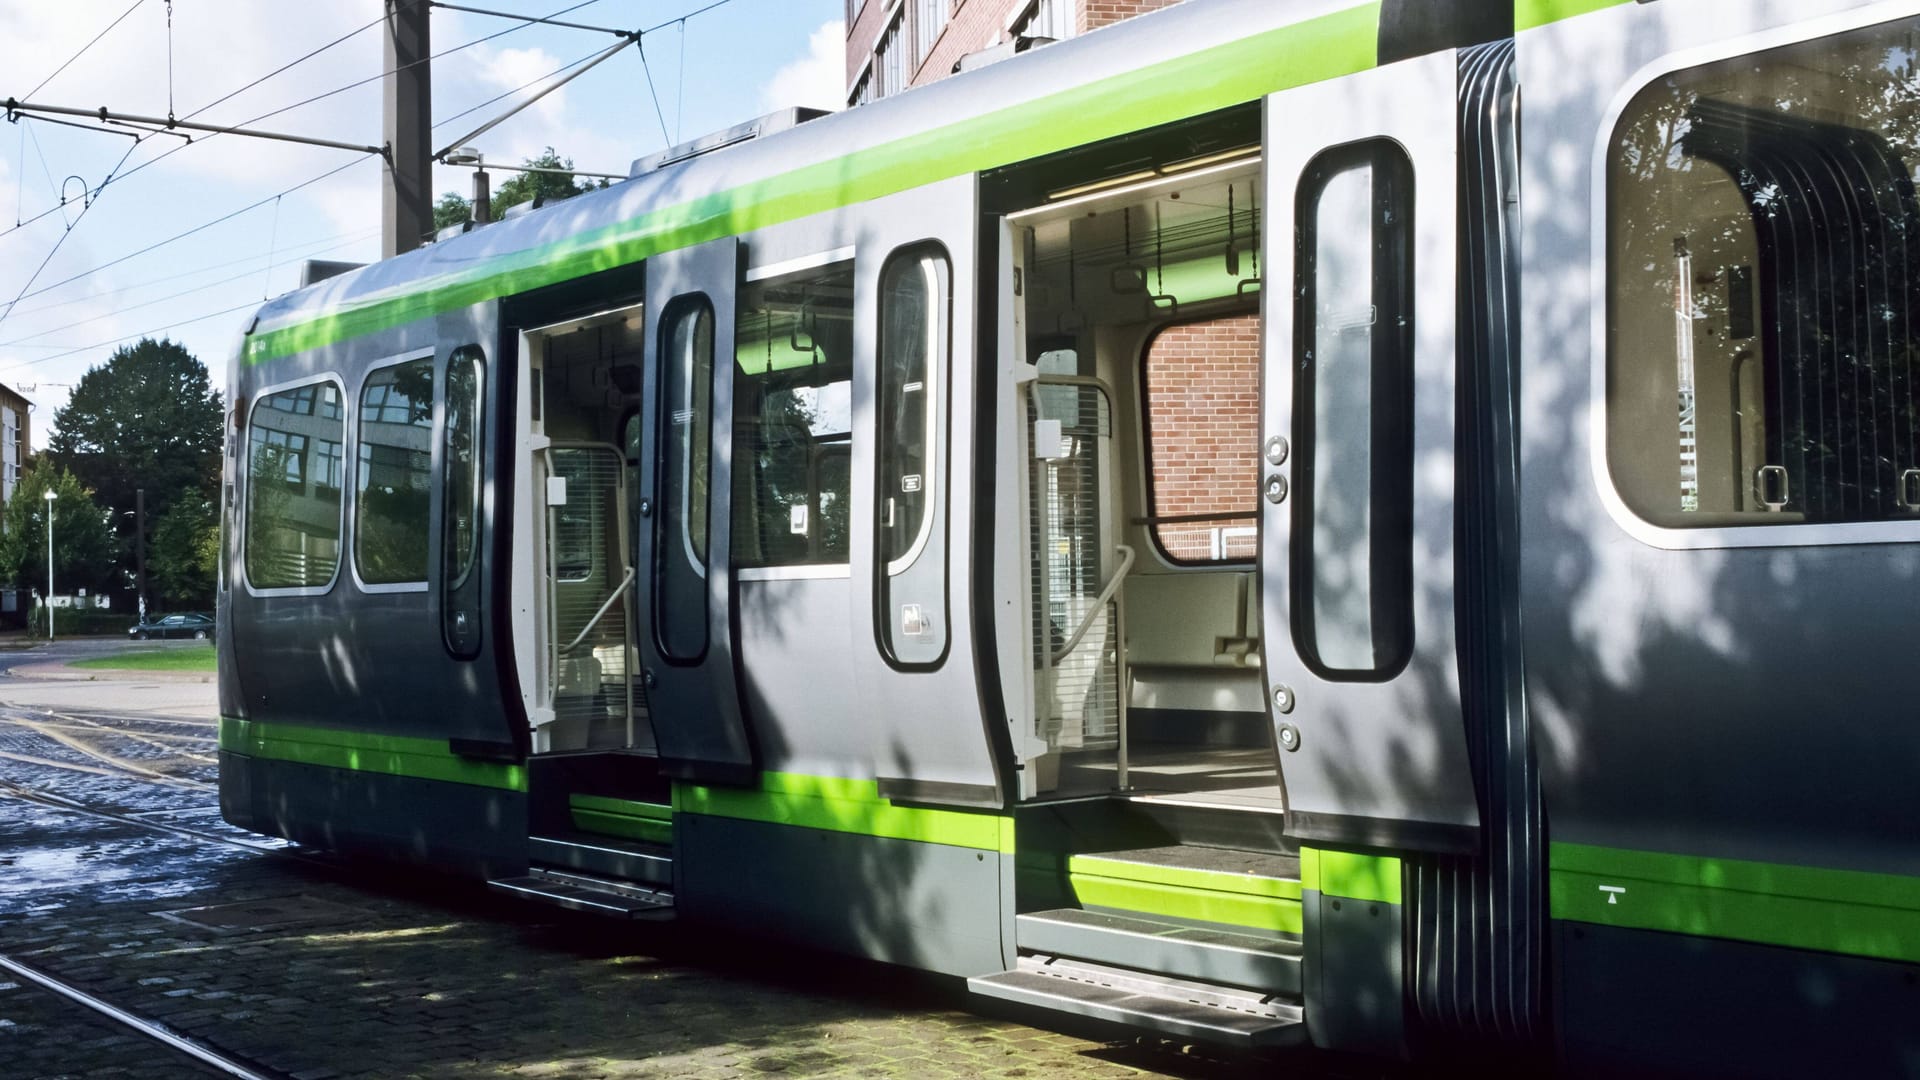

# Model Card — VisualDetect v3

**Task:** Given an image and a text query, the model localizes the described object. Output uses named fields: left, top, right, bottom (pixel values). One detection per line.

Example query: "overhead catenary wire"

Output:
left=0, top=137, right=143, bottom=331
left=5, top=153, right=372, bottom=311
left=22, top=0, right=146, bottom=103
left=636, top=35, right=672, bottom=147
left=0, top=299, right=261, bottom=378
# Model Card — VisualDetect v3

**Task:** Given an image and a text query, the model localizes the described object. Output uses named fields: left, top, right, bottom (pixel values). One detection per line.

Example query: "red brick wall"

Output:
left=1144, top=314, right=1261, bottom=562
left=1079, top=0, right=1183, bottom=34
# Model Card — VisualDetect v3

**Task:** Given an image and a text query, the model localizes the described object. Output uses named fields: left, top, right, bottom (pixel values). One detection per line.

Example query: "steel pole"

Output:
left=45, top=505, right=53, bottom=643
left=383, top=0, right=433, bottom=257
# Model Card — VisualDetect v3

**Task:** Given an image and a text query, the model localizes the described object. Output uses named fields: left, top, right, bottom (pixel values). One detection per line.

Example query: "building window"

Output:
left=733, top=259, right=855, bottom=569
left=1011, top=0, right=1070, bottom=41
left=1292, top=139, right=1415, bottom=679
left=874, top=7, right=905, bottom=101
left=1143, top=314, right=1261, bottom=564
left=1607, top=17, right=1920, bottom=528
left=912, top=0, right=949, bottom=69
left=245, top=381, right=344, bottom=591
left=355, top=358, right=434, bottom=585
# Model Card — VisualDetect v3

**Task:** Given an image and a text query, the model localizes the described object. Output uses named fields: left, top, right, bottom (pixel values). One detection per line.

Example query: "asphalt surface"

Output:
left=0, top=640, right=1364, bottom=1079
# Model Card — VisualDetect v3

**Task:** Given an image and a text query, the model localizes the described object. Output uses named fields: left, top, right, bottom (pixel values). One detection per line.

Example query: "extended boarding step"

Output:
left=488, top=867, right=675, bottom=919
left=970, top=955, right=1304, bottom=1048
left=529, top=833, right=672, bottom=886
left=1017, top=908, right=1300, bottom=994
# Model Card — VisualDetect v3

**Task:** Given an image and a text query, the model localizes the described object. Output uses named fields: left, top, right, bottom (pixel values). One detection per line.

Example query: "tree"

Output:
left=45, top=337, right=223, bottom=600
left=0, top=466, right=118, bottom=597
left=149, top=495, right=218, bottom=608
left=433, top=190, right=473, bottom=230
left=492, top=147, right=606, bottom=214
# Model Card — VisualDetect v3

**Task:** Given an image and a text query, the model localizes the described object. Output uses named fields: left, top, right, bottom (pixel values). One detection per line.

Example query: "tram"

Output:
left=217, top=0, right=1920, bottom=1072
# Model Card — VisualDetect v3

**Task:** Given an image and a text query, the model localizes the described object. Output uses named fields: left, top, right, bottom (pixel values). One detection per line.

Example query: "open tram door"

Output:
left=634, top=237, right=756, bottom=784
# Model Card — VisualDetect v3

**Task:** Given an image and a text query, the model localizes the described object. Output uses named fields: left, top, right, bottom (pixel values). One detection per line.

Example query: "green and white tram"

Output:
left=219, top=1, right=1920, bottom=1072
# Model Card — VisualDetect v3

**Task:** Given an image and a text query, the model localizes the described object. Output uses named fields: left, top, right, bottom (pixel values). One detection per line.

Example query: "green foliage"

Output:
left=433, top=190, right=473, bottom=229
left=71, top=644, right=216, bottom=671
left=0, top=467, right=119, bottom=596
left=149, top=496, right=217, bottom=607
left=491, top=147, right=602, bottom=214
left=45, top=338, right=223, bottom=596
left=28, top=607, right=130, bottom=637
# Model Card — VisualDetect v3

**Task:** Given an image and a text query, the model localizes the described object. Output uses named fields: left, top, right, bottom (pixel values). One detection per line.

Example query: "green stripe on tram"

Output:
left=1551, top=841, right=1920, bottom=965
left=218, top=716, right=527, bottom=791
left=1514, top=0, right=1637, bottom=33
left=243, top=2, right=1380, bottom=365
left=675, top=771, right=1012, bottom=852
left=1300, top=847, right=1402, bottom=905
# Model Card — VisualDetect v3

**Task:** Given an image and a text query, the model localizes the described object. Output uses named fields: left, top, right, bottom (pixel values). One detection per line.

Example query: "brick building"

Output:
left=846, top=0, right=1186, bottom=106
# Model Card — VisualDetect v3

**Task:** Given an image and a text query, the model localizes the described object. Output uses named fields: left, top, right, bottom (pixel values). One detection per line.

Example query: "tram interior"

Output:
left=528, top=311, right=652, bottom=755
left=1011, top=151, right=1281, bottom=805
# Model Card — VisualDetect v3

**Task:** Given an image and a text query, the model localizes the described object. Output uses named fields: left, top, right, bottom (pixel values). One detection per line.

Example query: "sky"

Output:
left=0, top=0, right=845, bottom=449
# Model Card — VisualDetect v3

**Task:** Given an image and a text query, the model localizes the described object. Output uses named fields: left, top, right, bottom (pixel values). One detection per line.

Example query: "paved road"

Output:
left=0, top=649, right=1358, bottom=1079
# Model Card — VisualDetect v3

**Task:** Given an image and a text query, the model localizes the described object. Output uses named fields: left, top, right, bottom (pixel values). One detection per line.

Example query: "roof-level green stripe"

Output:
left=244, top=3, right=1380, bottom=365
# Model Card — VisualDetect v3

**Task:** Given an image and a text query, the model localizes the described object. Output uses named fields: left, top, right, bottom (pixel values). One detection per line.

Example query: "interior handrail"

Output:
left=561, top=565, right=636, bottom=655
left=1051, top=544, right=1134, bottom=665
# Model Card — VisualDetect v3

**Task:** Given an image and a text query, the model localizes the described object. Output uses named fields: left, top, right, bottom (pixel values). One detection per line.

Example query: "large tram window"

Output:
left=442, top=348, right=484, bottom=588
left=244, top=381, right=345, bottom=591
left=355, top=358, right=434, bottom=586
left=733, top=259, right=855, bottom=569
left=1608, top=19, right=1920, bottom=528
left=1291, top=140, right=1414, bottom=680
left=1143, top=313, right=1260, bottom=564
left=877, top=245, right=950, bottom=666
left=656, top=297, right=713, bottom=662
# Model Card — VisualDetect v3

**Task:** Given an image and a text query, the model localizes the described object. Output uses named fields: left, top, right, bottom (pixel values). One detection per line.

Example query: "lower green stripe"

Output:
left=1514, top=0, right=1635, bottom=32
left=1300, top=847, right=1402, bottom=904
left=1551, top=842, right=1920, bottom=964
left=675, top=771, right=1010, bottom=851
left=219, top=716, right=526, bottom=791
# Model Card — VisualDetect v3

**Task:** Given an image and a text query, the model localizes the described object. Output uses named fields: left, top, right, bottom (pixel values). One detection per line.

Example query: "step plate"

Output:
left=1016, top=909, right=1301, bottom=994
left=488, top=872, right=675, bottom=920
left=969, top=957, right=1304, bottom=1049
left=530, top=835, right=672, bottom=885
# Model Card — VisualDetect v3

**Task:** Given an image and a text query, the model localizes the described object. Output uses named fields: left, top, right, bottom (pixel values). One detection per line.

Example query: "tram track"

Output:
left=0, top=953, right=285, bottom=1079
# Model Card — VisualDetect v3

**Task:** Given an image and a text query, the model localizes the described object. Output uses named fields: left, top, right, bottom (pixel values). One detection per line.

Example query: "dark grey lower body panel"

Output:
left=1556, top=920, right=1920, bottom=1079
left=219, top=751, right=527, bottom=878
left=676, top=813, right=1003, bottom=977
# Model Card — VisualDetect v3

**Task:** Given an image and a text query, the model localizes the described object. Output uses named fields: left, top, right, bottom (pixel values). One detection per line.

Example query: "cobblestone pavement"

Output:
left=0, top=671, right=1378, bottom=1080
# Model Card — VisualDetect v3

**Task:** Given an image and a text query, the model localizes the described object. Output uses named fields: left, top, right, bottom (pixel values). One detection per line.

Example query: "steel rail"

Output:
left=0, top=953, right=284, bottom=1080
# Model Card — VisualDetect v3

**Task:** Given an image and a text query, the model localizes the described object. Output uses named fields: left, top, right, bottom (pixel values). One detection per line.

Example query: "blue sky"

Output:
left=0, top=0, right=844, bottom=445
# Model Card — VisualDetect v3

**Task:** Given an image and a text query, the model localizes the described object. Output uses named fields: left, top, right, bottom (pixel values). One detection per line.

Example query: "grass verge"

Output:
left=69, top=645, right=217, bottom=673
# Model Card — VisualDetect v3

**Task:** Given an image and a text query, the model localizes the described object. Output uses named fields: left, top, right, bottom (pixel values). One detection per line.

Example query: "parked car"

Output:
left=127, top=613, right=215, bottom=640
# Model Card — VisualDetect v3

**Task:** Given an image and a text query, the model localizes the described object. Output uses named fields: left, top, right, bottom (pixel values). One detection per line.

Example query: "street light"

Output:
left=43, top=488, right=56, bottom=643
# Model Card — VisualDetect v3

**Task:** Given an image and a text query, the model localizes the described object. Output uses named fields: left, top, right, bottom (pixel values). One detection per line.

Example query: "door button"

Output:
left=1264, top=474, right=1289, bottom=504
left=1265, top=436, right=1289, bottom=466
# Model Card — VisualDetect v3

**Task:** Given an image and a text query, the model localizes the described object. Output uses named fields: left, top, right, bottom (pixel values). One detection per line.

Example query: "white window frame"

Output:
left=240, top=372, right=350, bottom=598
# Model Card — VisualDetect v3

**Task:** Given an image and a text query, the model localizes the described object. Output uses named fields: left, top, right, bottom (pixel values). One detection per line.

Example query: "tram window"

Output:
left=656, top=297, right=713, bottom=662
left=733, top=259, right=855, bottom=569
left=877, top=245, right=950, bottom=665
left=1608, top=19, right=1920, bottom=528
left=245, top=381, right=345, bottom=591
left=1292, top=140, right=1414, bottom=679
left=355, top=358, right=434, bottom=585
left=442, top=348, right=484, bottom=589
left=1143, top=313, right=1260, bottom=564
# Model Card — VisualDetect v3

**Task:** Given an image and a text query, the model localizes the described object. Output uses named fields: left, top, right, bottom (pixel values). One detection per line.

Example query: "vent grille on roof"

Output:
left=629, top=107, right=830, bottom=177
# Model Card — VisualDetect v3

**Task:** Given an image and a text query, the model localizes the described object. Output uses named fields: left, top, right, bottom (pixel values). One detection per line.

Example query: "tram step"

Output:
left=529, top=834, right=672, bottom=886
left=1067, top=845, right=1303, bottom=934
left=1016, top=909, right=1301, bottom=994
left=969, top=955, right=1305, bottom=1049
left=488, top=868, right=675, bottom=919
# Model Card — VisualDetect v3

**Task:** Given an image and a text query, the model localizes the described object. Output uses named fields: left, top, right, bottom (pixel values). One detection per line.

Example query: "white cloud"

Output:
left=760, top=19, right=845, bottom=114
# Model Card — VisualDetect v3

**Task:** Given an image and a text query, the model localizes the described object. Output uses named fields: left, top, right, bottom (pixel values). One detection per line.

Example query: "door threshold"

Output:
left=1125, top=790, right=1287, bottom=815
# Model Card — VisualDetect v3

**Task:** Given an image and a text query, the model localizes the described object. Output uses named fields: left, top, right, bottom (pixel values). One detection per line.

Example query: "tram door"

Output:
left=1257, top=52, right=1481, bottom=849
left=634, top=238, right=756, bottom=782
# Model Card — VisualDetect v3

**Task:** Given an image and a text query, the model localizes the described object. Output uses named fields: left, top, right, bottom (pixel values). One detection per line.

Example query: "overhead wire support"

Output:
left=427, top=2, right=637, bottom=40
left=433, top=32, right=637, bottom=161
left=2, top=99, right=385, bottom=157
